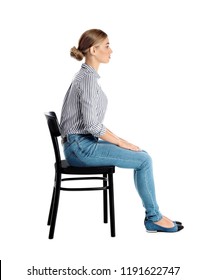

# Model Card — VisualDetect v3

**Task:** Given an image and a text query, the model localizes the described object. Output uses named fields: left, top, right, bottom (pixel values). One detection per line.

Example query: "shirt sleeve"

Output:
left=79, top=75, right=106, bottom=137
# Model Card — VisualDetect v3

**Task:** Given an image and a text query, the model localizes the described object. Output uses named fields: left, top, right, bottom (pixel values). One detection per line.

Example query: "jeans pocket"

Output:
left=63, top=140, right=88, bottom=167
left=76, top=136, right=98, bottom=157
left=63, top=139, right=75, bottom=156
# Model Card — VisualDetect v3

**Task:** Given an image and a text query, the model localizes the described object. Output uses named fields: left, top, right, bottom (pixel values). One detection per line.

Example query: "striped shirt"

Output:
left=60, top=63, right=108, bottom=138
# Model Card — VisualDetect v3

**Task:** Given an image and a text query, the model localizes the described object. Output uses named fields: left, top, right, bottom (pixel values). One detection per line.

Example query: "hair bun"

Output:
left=70, top=46, right=84, bottom=61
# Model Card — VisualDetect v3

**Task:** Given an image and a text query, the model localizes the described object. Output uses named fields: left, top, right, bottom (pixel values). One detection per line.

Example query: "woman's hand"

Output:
left=100, top=128, right=141, bottom=152
left=118, top=139, right=141, bottom=152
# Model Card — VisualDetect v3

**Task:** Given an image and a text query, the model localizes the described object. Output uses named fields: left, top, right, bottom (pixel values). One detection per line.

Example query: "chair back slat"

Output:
left=45, top=112, right=62, bottom=169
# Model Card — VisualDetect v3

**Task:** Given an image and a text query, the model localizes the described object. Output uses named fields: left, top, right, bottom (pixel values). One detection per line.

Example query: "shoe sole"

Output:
left=146, top=225, right=184, bottom=233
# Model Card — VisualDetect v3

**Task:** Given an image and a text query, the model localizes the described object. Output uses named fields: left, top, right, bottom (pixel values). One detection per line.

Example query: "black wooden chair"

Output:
left=44, top=112, right=115, bottom=239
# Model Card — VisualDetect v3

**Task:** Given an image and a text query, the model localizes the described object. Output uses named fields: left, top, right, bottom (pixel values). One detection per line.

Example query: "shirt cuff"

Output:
left=92, top=125, right=106, bottom=137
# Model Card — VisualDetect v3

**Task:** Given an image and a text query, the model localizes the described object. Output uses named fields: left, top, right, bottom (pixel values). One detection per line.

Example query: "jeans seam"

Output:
left=76, top=150, right=145, bottom=166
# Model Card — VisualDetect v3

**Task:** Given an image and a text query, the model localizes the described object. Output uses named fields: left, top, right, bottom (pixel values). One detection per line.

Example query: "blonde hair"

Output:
left=70, top=29, right=107, bottom=61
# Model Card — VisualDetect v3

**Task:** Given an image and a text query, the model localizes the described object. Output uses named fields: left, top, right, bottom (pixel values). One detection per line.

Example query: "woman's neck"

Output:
left=85, top=58, right=100, bottom=72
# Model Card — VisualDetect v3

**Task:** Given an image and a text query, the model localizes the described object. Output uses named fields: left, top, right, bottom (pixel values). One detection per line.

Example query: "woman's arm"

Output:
left=100, top=128, right=141, bottom=152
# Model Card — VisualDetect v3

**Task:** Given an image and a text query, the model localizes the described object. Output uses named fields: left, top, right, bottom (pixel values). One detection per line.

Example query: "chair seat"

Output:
left=59, top=160, right=115, bottom=175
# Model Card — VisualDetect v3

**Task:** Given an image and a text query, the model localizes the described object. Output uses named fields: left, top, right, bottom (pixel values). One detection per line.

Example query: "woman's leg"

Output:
left=133, top=154, right=162, bottom=222
left=64, top=134, right=163, bottom=222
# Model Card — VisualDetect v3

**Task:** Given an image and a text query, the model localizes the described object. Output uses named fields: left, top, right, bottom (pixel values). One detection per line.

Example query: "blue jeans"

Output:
left=63, top=134, right=162, bottom=222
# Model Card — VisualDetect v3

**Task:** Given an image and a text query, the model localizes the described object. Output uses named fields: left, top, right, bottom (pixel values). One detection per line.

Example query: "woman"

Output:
left=60, top=29, right=183, bottom=233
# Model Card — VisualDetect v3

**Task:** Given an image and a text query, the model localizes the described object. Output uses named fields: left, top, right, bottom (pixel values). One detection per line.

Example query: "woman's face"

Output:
left=93, top=37, right=113, bottom=63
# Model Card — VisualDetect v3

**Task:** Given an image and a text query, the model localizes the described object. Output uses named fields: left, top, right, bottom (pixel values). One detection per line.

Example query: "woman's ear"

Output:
left=89, top=46, right=96, bottom=56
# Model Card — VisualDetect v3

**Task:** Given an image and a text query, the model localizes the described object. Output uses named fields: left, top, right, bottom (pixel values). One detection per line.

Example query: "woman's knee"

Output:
left=141, top=152, right=152, bottom=168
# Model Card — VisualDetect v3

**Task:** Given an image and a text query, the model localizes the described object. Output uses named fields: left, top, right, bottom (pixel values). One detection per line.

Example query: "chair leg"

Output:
left=103, top=173, right=108, bottom=223
left=47, top=186, right=56, bottom=226
left=47, top=173, right=57, bottom=225
left=108, top=173, right=116, bottom=237
left=49, top=172, right=61, bottom=239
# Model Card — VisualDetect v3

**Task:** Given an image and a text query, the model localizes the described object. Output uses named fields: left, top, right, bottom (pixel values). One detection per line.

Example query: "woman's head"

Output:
left=70, top=29, right=108, bottom=61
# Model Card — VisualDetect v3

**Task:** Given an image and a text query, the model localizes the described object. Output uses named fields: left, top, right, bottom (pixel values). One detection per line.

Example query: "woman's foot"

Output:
left=154, top=216, right=174, bottom=228
left=163, top=215, right=182, bottom=225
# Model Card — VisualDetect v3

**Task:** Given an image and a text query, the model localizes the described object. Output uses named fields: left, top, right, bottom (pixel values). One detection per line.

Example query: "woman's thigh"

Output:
left=65, top=135, right=151, bottom=169
left=89, top=140, right=150, bottom=169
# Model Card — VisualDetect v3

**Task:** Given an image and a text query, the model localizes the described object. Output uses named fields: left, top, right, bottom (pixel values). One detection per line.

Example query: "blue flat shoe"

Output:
left=145, top=220, right=184, bottom=233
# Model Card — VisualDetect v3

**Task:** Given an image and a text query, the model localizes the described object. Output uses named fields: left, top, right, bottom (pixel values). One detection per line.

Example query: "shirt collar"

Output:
left=81, top=63, right=100, bottom=78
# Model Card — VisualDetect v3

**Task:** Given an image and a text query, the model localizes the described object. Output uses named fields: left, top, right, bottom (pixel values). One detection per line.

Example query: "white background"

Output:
left=0, top=0, right=205, bottom=279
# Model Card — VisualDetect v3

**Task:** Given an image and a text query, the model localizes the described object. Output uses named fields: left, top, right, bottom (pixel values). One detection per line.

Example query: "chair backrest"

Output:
left=44, top=112, right=62, bottom=169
